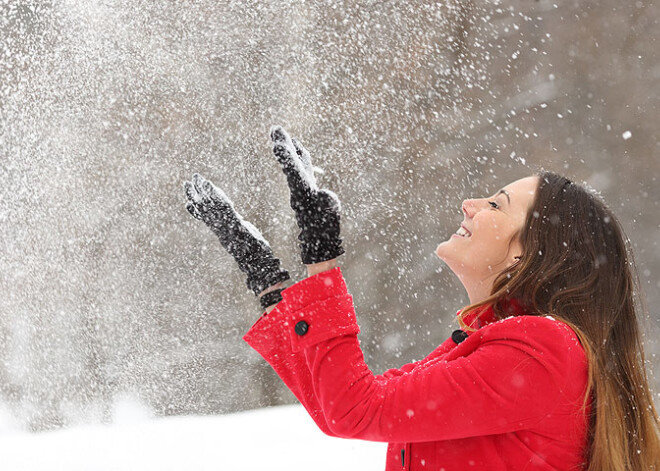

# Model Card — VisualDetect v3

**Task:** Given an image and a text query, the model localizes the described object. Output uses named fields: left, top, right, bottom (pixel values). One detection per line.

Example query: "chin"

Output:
left=435, top=244, right=447, bottom=261
left=435, top=240, right=456, bottom=261
left=436, top=244, right=467, bottom=273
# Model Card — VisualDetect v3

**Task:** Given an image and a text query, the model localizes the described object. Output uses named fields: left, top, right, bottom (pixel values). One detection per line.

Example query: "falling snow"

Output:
left=0, top=0, right=658, bottom=460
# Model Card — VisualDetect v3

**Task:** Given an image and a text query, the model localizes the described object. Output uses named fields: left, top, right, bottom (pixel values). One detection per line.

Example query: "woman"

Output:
left=184, top=126, right=660, bottom=470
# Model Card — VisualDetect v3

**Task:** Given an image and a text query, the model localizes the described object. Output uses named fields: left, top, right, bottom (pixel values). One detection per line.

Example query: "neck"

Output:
left=457, top=272, right=497, bottom=305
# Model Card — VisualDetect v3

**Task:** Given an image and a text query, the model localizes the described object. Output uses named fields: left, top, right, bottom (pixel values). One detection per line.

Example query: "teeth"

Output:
left=455, top=226, right=471, bottom=237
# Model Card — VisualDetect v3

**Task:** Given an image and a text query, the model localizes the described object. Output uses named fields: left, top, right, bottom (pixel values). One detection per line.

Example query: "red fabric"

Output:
left=243, top=267, right=591, bottom=470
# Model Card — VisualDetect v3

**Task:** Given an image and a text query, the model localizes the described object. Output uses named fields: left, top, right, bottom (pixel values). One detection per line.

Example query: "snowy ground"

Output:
left=0, top=405, right=385, bottom=471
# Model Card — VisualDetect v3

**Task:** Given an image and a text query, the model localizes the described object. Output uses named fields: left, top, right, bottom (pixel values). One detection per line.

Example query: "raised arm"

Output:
left=183, top=173, right=290, bottom=309
left=183, top=167, right=342, bottom=435
left=244, top=127, right=347, bottom=434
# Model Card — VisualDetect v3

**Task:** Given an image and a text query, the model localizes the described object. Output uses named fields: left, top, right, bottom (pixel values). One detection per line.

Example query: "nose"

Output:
left=462, top=199, right=475, bottom=218
left=463, top=198, right=490, bottom=218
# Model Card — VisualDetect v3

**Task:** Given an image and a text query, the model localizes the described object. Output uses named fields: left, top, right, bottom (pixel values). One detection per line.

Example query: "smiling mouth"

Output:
left=454, top=226, right=472, bottom=238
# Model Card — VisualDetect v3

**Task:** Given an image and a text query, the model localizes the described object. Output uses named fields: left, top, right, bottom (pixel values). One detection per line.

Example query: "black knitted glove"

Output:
left=184, top=173, right=290, bottom=301
left=270, top=126, right=345, bottom=264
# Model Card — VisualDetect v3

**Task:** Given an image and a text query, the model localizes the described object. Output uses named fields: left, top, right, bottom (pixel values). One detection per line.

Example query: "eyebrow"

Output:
left=497, top=189, right=511, bottom=205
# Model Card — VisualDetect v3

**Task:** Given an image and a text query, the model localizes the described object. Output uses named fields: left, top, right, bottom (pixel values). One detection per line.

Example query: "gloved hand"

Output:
left=270, top=126, right=345, bottom=265
left=184, top=173, right=290, bottom=307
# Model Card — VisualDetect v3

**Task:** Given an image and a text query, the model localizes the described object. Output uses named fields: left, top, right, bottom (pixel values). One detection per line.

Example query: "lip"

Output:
left=451, top=224, right=472, bottom=239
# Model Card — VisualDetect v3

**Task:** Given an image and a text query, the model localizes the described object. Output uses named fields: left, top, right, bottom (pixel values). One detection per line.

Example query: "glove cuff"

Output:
left=301, top=241, right=345, bottom=265
left=247, top=266, right=290, bottom=296
left=259, top=288, right=285, bottom=309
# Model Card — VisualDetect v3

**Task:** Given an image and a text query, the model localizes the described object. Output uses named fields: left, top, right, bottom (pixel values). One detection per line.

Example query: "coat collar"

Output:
left=457, top=298, right=529, bottom=330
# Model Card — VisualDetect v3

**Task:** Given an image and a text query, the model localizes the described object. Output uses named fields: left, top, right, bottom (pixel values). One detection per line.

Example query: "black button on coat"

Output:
left=295, top=320, right=309, bottom=336
left=451, top=329, right=468, bottom=344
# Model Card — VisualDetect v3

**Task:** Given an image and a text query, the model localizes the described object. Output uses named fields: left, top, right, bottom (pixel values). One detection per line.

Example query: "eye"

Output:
left=488, top=201, right=499, bottom=209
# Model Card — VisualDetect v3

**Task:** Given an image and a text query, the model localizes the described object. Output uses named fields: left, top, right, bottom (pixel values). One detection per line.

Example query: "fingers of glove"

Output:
left=190, top=174, right=237, bottom=218
left=291, top=138, right=326, bottom=179
left=192, top=173, right=207, bottom=196
left=204, top=179, right=236, bottom=214
left=185, top=202, right=203, bottom=220
left=291, top=138, right=316, bottom=180
left=184, top=181, right=201, bottom=203
left=270, top=126, right=299, bottom=169
left=194, top=174, right=224, bottom=203
left=270, top=125, right=292, bottom=148
left=317, top=188, right=342, bottom=212
left=270, top=126, right=317, bottom=194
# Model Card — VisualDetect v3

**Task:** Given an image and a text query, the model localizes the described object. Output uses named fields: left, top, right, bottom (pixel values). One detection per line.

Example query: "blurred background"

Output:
left=0, top=0, right=658, bottom=432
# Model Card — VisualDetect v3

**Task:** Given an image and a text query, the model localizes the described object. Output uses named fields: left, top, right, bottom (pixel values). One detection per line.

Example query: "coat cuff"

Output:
left=244, top=268, right=360, bottom=354
left=281, top=267, right=359, bottom=352
left=280, top=267, right=347, bottom=310
left=285, top=294, right=359, bottom=352
left=243, top=301, right=290, bottom=357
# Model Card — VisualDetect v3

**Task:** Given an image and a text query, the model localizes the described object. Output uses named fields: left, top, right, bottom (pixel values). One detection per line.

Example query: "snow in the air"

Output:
left=0, top=0, right=658, bottom=468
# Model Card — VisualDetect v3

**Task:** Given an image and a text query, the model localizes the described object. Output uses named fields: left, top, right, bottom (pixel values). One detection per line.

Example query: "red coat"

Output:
left=244, top=267, right=591, bottom=470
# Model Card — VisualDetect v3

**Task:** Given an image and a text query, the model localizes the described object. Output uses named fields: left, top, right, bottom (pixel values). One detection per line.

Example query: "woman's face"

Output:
left=436, top=176, right=540, bottom=301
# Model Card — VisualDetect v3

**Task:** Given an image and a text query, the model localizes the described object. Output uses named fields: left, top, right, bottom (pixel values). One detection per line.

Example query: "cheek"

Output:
left=474, top=215, right=501, bottom=239
left=473, top=217, right=516, bottom=250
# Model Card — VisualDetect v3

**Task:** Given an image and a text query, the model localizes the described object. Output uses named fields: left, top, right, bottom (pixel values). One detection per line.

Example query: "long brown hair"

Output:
left=458, top=172, right=660, bottom=470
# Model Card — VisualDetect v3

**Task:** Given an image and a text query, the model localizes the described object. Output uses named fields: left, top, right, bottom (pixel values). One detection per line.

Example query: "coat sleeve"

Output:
left=244, top=299, right=457, bottom=435
left=243, top=299, right=341, bottom=437
left=268, top=267, right=586, bottom=443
